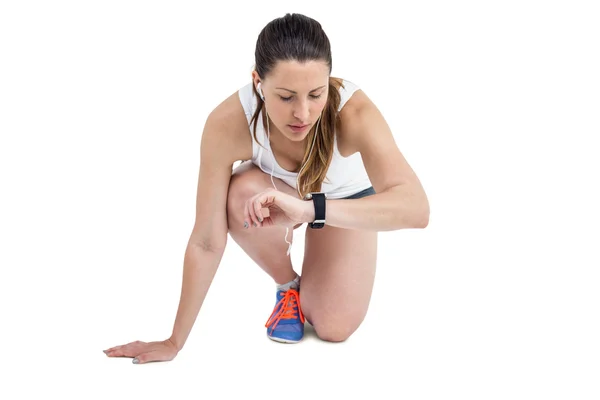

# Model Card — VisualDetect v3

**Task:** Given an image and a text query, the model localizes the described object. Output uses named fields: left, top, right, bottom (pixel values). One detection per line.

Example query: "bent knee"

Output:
left=226, top=168, right=264, bottom=224
left=311, top=317, right=364, bottom=342
left=227, top=176, right=253, bottom=214
left=226, top=162, right=302, bottom=231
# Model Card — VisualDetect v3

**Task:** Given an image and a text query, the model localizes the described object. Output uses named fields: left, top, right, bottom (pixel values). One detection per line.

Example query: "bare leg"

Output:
left=226, top=161, right=303, bottom=284
left=299, top=223, right=377, bottom=342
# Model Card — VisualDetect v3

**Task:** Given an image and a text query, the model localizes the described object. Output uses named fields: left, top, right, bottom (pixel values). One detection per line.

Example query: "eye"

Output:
left=279, top=94, right=323, bottom=102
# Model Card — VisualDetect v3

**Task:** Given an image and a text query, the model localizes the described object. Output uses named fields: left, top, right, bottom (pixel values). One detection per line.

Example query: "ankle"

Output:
left=276, top=274, right=300, bottom=292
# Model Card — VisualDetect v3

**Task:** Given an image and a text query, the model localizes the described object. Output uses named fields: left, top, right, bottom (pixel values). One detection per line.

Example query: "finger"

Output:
left=255, top=191, right=277, bottom=224
left=107, top=347, right=140, bottom=358
left=246, top=196, right=259, bottom=228
left=261, top=216, right=274, bottom=227
left=243, top=198, right=252, bottom=229
left=106, top=350, right=126, bottom=357
left=105, top=339, right=144, bottom=352
left=104, top=345, right=123, bottom=353
left=252, top=196, right=266, bottom=226
left=262, top=207, right=271, bottom=218
left=259, top=193, right=276, bottom=210
left=106, top=349, right=129, bottom=358
left=134, top=351, right=172, bottom=364
left=104, top=339, right=142, bottom=354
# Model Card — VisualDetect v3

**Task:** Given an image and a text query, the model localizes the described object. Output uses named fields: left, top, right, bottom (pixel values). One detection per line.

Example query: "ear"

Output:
left=251, top=70, right=260, bottom=89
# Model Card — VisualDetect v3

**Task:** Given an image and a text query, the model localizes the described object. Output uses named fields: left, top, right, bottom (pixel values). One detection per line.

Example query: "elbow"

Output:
left=188, top=232, right=227, bottom=253
left=415, top=200, right=430, bottom=229
left=191, top=239, right=227, bottom=253
left=388, top=185, right=430, bottom=230
left=405, top=197, right=429, bottom=229
left=393, top=208, right=428, bottom=230
left=415, top=211, right=429, bottom=229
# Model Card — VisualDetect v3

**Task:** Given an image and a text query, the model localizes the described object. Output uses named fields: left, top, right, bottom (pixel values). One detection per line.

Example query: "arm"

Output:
left=302, top=186, right=428, bottom=232
left=301, top=90, right=429, bottom=232
left=168, top=92, right=251, bottom=350
left=103, top=91, right=251, bottom=364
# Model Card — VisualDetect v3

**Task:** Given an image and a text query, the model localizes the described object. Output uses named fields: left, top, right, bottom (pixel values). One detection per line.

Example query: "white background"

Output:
left=1, top=1, right=598, bottom=399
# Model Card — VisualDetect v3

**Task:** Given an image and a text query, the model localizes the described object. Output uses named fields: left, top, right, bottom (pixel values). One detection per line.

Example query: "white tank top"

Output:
left=237, top=79, right=373, bottom=199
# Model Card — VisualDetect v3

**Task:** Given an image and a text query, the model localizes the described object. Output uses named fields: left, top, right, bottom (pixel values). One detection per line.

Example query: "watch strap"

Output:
left=306, top=192, right=326, bottom=229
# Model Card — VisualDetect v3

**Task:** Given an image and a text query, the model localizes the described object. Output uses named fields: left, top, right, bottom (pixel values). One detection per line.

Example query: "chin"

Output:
left=285, top=132, right=309, bottom=141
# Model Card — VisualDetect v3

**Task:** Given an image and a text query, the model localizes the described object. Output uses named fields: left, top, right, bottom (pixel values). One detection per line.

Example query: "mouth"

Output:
left=289, top=124, right=309, bottom=132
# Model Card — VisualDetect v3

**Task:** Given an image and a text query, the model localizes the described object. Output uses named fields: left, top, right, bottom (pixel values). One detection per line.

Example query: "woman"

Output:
left=104, top=13, right=429, bottom=364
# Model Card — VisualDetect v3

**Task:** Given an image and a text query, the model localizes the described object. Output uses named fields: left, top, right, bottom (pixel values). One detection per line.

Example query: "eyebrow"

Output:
left=275, top=85, right=326, bottom=94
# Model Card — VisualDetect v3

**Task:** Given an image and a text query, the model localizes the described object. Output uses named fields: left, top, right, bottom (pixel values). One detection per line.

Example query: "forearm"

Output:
left=169, top=242, right=225, bottom=350
left=304, top=184, right=429, bottom=231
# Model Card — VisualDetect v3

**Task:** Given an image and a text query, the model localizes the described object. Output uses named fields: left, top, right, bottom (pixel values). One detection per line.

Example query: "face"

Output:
left=253, top=60, right=329, bottom=143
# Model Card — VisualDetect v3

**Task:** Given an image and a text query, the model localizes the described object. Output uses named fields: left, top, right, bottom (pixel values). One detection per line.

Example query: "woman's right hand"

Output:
left=103, top=338, right=179, bottom=364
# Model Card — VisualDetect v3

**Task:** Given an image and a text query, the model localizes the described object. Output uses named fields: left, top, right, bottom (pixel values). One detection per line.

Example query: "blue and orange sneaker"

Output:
left=265, top=288, right=305, bottom=343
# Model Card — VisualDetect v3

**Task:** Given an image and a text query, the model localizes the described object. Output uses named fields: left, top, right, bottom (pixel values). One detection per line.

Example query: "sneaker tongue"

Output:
left=276, top=275, right=301, bottom=292
left=277, top=290, right=299, bottom=311
left=277, top=290, right=296, bottom=301
left=277, top=281, right=299, bottom=292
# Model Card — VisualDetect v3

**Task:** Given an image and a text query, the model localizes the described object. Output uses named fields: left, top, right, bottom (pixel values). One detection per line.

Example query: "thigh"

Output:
left=299, top=223, right=378, bottom=341
left=230, top=160, right=304, bottom=229
left=231, top=160, right=298, bottom=197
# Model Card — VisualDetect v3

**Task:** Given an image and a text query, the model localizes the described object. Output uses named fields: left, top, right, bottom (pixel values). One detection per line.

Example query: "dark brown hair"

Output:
left=249, top=13, right=344, bottom=198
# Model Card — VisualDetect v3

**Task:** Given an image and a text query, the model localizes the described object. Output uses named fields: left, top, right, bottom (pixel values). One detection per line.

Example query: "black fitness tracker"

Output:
left=304, top=192, right=327, bottom=229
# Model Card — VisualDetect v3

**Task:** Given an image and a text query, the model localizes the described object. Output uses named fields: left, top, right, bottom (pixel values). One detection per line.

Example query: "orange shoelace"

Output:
left=265, top=288, right=305, bottom=332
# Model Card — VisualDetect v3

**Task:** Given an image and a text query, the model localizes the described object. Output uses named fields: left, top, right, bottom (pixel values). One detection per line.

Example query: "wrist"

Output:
left=302, top=198, right=316, bottom=223
left=168, top=335, right=184, bottom=351
left=302, top=192, right=327, bottom=228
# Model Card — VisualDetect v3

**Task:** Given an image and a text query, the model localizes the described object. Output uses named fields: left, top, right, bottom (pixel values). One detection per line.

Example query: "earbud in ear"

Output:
left=257, top=82, right=265, bottom=101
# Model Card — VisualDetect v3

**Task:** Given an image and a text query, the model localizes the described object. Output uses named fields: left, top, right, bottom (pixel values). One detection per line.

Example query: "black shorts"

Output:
left=341, top=186, right=376, bottom=199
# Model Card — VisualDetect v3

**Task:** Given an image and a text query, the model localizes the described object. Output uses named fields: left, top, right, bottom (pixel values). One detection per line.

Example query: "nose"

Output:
left=293, top=99, right=310, bottom=122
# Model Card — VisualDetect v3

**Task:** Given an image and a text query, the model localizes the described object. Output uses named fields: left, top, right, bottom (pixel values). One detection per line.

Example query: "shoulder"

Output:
left=330, top=77, right=367, bottom=108
left=202, top=88, right=253, bottom=164
left=331, top=78, right=373, bottom=155
left=330, top=77, right=361, bottom=110
left=236, top=81, right=257, bottom=117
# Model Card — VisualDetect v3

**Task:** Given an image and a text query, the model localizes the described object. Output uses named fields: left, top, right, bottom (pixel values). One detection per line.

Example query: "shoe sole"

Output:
left=267, top=334, right=302, bottom=344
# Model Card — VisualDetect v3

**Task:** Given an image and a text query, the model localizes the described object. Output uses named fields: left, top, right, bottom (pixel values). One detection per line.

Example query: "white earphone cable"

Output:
left=264, top=103, right=322, bottom=256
